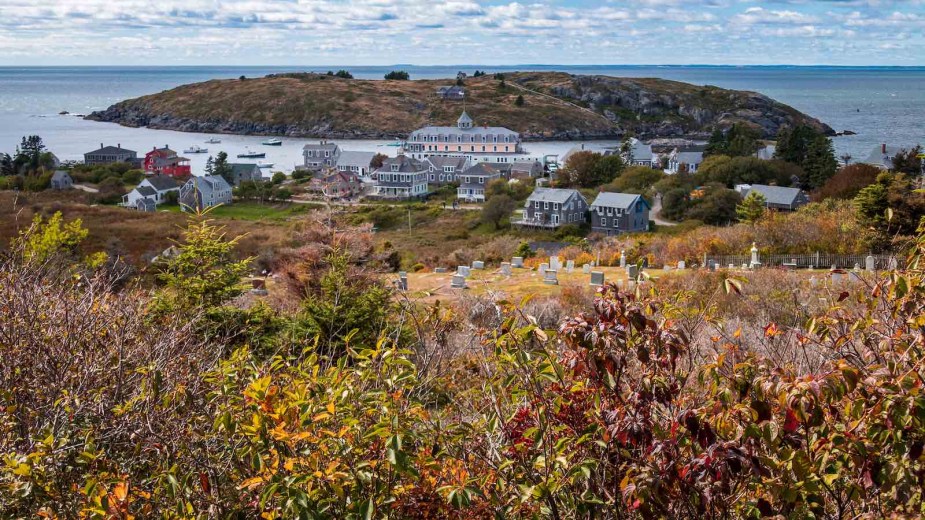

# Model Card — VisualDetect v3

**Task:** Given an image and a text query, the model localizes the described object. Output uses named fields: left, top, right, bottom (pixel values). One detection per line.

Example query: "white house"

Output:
left=122, top=174, right=180, bottom=211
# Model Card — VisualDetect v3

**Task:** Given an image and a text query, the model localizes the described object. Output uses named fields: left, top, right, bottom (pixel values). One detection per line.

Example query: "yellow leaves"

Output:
left=327, top=401, right=336, bottom=415
left=111, top=480, right=128, bottom=502
left=238, top=476, right=264, bottom=490
left=312, top=412, right=331, bottom=422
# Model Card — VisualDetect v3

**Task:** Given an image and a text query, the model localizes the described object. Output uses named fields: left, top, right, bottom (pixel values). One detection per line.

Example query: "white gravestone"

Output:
left=500, top=262, right=512, bottom=276
left=566, top=260, right=575, bottom=273
left=512, top=256, right=524, bottom=268
left=451, top=275, right=467, bottom=288
left=435, top=267, right=448, bottom=274
left=865, top=255, right=875, bottom=272
left=471, top=260, right=485, bottom=270
left=677, top=261, right=685, bottom=270
left=539, top=263, right=549, bottom=276
left=582, top=264, right=591, bottom=274
left=620, top=250, right=626, bottom=268
left=626, top=265, right=638, bottom=279
left=550, top=256, right=561, bottom=270
left=457, top=265, right=470, bottom=278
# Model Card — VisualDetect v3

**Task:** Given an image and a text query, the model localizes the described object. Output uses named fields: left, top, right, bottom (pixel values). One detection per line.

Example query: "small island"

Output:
left=86, top=71, right=833, bottom=141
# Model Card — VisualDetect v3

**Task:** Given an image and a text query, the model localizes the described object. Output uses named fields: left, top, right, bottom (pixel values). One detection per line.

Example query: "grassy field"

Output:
left=159, top=201, right=319, bottom=221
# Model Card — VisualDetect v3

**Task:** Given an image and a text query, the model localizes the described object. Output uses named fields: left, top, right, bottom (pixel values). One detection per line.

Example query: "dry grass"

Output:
left=0, top=191, right=304, bottom=266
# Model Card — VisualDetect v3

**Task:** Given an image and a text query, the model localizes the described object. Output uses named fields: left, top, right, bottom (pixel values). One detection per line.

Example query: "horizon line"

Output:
left=1, top=63, right=924, bottom=69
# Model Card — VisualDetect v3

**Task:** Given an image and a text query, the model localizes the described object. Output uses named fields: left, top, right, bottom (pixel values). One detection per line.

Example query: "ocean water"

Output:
left=1, top=65, right=923, bottom=173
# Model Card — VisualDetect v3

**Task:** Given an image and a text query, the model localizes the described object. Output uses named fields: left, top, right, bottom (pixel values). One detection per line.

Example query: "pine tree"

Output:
left=804, top=135, right=838, bottom=188
left=736, top=191, right=767, bottom=224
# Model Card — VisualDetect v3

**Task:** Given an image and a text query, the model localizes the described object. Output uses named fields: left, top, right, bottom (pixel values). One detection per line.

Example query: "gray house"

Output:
left=511, top=160, right=544, bottom=179
left=302, top=141, right=341, bottom=170
left=590, top=192, right=650, bottom=235
left=518, top=188, right=588, bottom=228
left=457, top=162, right=499, bottom=202
left=84, top=143, right=138, bottom=166
left=425, top=156, right=469, bottom=185
left=50, top=170, right=73, bottom=190
left=336, top=151, right=377, bottom=177
left=436, top=86, right=465, bottom=100
left=373, top=155, right=430, bottom=199
left=227, top=163, right=263, bottom=186
left=179, top=175, right=233, bottom=212
left=737, top=184, right=809, bottom=211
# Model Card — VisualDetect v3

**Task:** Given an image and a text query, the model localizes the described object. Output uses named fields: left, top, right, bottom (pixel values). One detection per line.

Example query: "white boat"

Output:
left=204, top=137, right=221, bottom=144
left=184, top=145, right=208, bottom=154
left=257, top=161, right=274, bottom=168
left=262, top=138, right=283, bottom=146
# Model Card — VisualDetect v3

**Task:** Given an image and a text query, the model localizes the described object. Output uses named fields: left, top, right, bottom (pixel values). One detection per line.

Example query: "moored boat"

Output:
left=262, top=138, right=282, bottom=146
left=237, top=148, right=266, bottom=159
left=204, top=137, right=222, bottom=144
left=184, top=145, right=208, bottom=154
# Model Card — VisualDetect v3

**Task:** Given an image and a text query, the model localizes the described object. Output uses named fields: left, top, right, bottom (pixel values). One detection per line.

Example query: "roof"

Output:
left=323, top=171, right=360, bottom=184
left=511, top=160, right=542, bottom=172
left=673, top=151, right=704, bottom=164
left=303, top=142, right=339, bottom=151
left=755, top=144, right=776, bottom=160
left=51, top=170, right=70, bottom=182
left=144, top=174, right=179, bottom=191
left=461, top=162, right=501, bottom=177
left=743, top=184, right=804, bottom=206
left=189, top=175, right=232, bottom=195
left=425, top=156, right=468, bottom=170
left=135, top=186, right=157, bottom=197
left=229, top=163, right=261, bottom=177
left=376, top=155, right=427, bottom=173
left=591, top=192, right=647, bottom=210
left=457, top=111, right=473, bottom=126
left=86, top=145, right=136, bottom=155
left=336, top=150, right=376, bottom=167
left=527, top=187, right=583, bottom=204
left=863, top=144, right=904, bottom=169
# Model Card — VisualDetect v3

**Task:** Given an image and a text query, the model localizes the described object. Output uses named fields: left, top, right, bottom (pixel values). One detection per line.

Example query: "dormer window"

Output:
left=391, top=164, right=399, bottom=172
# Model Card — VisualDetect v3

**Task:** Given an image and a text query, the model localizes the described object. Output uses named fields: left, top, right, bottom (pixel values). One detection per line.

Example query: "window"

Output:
left=554, top=203, right=560, bottom=210
left=479, top=177, right=484, bottom=184
left=391, top=164, right=399, bottom=172
left=439, top=174, right=444, bottom=182
left=534, top=201, right=540, bottom=209
left=429, top=174, right=435, bottom=181
left=613, top=219, right=619, bottom=228
left=606, top=208, right=613, bottom=216
left=544, top=202, right=549, bottom=210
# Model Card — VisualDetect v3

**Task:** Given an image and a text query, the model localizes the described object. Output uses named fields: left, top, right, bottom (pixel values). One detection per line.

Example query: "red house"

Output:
left=144, top=145, right=191, bottom=178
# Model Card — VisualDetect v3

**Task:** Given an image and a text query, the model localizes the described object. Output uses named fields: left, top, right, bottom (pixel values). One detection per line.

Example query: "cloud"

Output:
left=0, top=0, right=921, bottom=65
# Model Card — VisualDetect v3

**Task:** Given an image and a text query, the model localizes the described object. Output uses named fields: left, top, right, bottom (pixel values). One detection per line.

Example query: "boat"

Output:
left=184, top=145, right=208, bottom=154
left=237, top=149, right=266, bottom=159
left=204, top=137, right=222, bottom=144
left=261, top=138, right=283, bottom=146
left=257, top=161, right=274, bottom=168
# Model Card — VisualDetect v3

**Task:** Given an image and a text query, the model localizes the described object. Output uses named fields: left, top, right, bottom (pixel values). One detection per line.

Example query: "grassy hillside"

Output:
left=88, top=71, right=833, bottom=140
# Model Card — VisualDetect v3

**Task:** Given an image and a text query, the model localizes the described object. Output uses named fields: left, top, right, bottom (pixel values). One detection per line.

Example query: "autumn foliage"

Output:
left=1, top=213, right=925, bottom=518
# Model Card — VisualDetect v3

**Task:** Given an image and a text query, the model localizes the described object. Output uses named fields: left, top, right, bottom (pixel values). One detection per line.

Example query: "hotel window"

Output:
left=493, top=146, right=497, bottom=152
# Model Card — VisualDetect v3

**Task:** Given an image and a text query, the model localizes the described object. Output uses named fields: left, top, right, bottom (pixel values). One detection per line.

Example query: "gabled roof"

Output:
left=376, top=155, right=426, bottom=173
left=86, top=145, right=135, bottom=155
left=527, top=187, right=583, bottom=204
left=743, top=184, right=804, bottom=206
left=461, top=162, right=501, bottom=177
left=511, top=160, right=542, bottom=172
left=863, top=144, right=905, bottom=169
left=673, top=151, right=704, bottom=164
left=591, top=192, right=648, bottom=210
left=303, top=142, right=339, bottom=151
left=135, top=186, right=157, bottom=197
left=425, top=155, right=468, bottom=170
left=189, top=174, right=232, bottom=195
left=336, top=150, right=376, bottom=166
left=51, top=170, right=71, bottom=182
left=144, top=174, right=179, bottom=192
left=229, top=163, right=261, bottom=176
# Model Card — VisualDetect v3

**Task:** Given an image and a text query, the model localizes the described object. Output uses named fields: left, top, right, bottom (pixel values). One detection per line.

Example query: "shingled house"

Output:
left=589, top=192, right=650, bottom=235
left=517, top=188, right=588, bottom=229
left=736, top=184, right=809, bottom=211
left=84, top=144, right=138, bottom=166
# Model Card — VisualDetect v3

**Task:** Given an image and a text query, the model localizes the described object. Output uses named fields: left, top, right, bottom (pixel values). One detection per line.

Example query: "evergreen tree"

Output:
left=514, top=241, right=534, bottom=259
left=515, top=94, right=525, bottom=107
left=736, top=191, right=767, bottom=224
left=804, top=135, right=838, bottom=188
left=704, top=124, right=758, bottom=157
left=212, top=151, right=233, bottom=185
left=204, top=156, right=214, bottom=175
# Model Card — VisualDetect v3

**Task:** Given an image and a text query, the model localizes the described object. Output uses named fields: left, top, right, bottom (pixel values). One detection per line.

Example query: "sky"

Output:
left=0, top=0, right=923, bottom=66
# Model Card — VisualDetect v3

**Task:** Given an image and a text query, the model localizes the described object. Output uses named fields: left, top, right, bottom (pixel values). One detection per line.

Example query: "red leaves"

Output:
left=763, top=322, right=780, bottom=338
left=837, top=291, right=849, bottom=302
left=199, top=472, right=211, bottom=495
left=783, top=409, right=800, bottom=433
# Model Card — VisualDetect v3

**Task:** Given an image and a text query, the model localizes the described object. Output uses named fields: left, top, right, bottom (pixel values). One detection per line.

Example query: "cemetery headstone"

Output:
left=512, top=256, right=524, bottom=268
left=619, top=250, right=626, bottom=268
left=566, top=260, right=575, bottom=273
left=434, top=267, right=448, bottom=274
left=501, top=262, right=512, bottom=276
left=451, top=275, right=467, bottom=288
left=626, top=265, right=638, bottom=279
left=550, top=256, right=561, bottom=270
left=590, top=271, right=605, bottom=286
left=539, top=263, right=549, bottom=276
left=677, top=261, right=685, bottom=270
left=471, top=260, right=485, bottom=270
left=457, top=265, right=470, bottom=278
left=543, top=269, right=559, bottom=285
left=865, top=255, right=875, bottom=272
left=582, top=264, right=591, bottom=274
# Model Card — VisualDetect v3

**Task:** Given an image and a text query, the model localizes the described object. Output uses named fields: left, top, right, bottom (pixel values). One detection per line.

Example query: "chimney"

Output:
left=882, top=143, right=887, bottom=154
left=100, top=143, right=103, bottom=149
left=117, top=143, right=120, bottom=149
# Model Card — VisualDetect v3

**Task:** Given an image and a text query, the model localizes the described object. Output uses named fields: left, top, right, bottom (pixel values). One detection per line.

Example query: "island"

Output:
left=87, top=71, right=833, bottom=140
